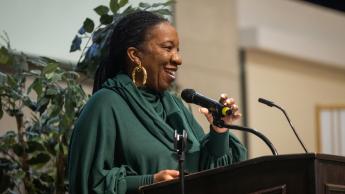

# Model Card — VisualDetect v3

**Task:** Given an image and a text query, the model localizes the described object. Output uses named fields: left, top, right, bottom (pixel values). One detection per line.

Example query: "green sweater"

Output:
left=68, top=74, right=247, bottom=194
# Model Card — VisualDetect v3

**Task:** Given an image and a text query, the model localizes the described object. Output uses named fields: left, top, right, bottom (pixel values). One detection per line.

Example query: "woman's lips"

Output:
left=165, top=68, right=177, bottom=80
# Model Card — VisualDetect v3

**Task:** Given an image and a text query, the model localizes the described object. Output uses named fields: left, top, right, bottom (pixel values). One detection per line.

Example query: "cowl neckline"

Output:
left=102, top=74, right=199, bottom=152
left=138, top=87, right=166, bottom=121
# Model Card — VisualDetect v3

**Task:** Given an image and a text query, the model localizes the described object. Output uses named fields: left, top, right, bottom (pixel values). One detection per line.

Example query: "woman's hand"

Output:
left=200, top=94, right=241, bottom=133
left=153, top=169, right=179, bottom=183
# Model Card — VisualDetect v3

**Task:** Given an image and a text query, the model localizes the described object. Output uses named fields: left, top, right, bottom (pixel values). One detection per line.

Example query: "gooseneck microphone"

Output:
left=181, top=89, right=232, bottom=117
left=258, top=98, right=309, bottom=153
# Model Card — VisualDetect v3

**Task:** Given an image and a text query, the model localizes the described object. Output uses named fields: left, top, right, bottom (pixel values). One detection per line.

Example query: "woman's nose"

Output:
left=172, top=52, right=182, bottom=66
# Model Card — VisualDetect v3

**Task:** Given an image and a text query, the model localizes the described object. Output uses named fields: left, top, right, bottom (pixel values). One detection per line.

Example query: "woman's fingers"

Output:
left=199, top=107, right=213, bottom=123
left=230, top=103, right=239, bottom=112
left=153, top=169, right=180, bottom=183
left=200, top=93, right=242, bottom=130
left=219, top=93, right=228, bottom=104
left=218, top=94, right=241, bottom=123
left=199, top=107, right=209, bottom=114
left=219, top=95, right=238, bottom=114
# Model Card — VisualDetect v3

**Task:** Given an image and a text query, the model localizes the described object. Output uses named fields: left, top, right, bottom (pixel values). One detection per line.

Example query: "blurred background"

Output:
left=1, top=0, right=345, bottom=159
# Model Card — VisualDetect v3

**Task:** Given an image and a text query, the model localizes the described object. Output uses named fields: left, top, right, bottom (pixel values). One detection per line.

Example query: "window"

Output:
left=317, top=105, right=345, bottom=156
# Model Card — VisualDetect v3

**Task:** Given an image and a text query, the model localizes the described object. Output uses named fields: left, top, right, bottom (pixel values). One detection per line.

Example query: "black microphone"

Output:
left=181, top=89, right=232, bottom=117
left=258, top=98, right=308, bottom=153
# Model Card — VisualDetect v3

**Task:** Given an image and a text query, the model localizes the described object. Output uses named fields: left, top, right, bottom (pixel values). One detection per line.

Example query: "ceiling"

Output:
left=303, top=0, right=345, bottom=14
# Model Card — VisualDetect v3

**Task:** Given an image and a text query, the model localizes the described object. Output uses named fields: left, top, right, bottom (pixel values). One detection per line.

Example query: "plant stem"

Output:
left=55, top=139, right=65, bottom=194
left=15, top=111, right=34, bottom=194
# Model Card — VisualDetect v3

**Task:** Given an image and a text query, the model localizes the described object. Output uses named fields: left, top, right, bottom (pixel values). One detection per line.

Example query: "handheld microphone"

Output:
left=258, top=98, right=308, bottom=153
left=181, top=89, right=232, bottom=117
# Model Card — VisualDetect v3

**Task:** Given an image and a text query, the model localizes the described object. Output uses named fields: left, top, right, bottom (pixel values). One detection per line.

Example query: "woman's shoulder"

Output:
left=84, top=88, right=126, bottom=110
left=93, top=88, right=123, bottom=100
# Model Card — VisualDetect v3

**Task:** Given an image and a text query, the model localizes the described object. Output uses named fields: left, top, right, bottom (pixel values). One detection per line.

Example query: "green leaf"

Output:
left=0, top=71, right=7, bottom=85
left=33, top=177, right=49, bottom=191
left=45, top=141, right=56, bottom=156
left=119, top=0, right=128, bottom=8
left=60, top=114, right=73, bottom=131
left=94, top=5, right=109, bottom=16
left=40, top=174, right=54, bottom=183
left=27, top=141, right=45, bottom=153
left=163, top=0, right=175, bottom=6
left=36, top=97, right=50, bottom=113
left=83, top=18, right=95, bottom=33
left=62, top=71, right=79, bottom=81
left=100, top=14, right=113, bottom=25
left=42, top=63, right=58, bottom=75
left=40, top=56, right=57, bottom=64
left=46, top=71, right=63, bottom=82
left=4, top=131, right=16, bottom=139
left=0, top=157, right=15, bottom=170
left=28, top=78, right=43, bottom=98
left=46, top=87, right=60, bottom=96
left=0, top=46, right=10, bottom=65
left=62, top=144, right=68, bottom=157
left=152, top=1, right=175, bottom=8
left=70, top=35, right=82, bottom=52
left=109, top=0, right=120, bottom=13
left=14, top=170, right=26, bottom=179
left=12, top=144, right=24, bottom=157
left=6, top=75, right=16, bottom=88
left=122, top=5, right=135, bottom=14
left=50, top=104, right=62, bottom=117
left=28, top=153, right=51, bottom=165
left=154, top=9, right=172, bottom=16
left=139, top=2, right=150, bottom=8
left=22, top=95, right=37, bottom=111
left=152, top=3, right=162, bottom=7
left=1, top=131, right=17, bottom=148
left=29, top=69, right=41, bottom=75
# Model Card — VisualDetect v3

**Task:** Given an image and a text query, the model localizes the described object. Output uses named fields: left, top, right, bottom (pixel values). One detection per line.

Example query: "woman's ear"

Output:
left=127, top=47, right=142, bottom=65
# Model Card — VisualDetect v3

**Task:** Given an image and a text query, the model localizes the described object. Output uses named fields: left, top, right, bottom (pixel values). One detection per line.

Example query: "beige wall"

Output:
left=0, top=111, right=18, bottom=136
left=246, top=49, right=345, bottom=158
left=175, top=0, right=243, bottom=133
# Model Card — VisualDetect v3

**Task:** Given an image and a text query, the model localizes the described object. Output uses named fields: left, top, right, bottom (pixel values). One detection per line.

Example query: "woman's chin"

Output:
left=156, top=82, right=172, bottom=92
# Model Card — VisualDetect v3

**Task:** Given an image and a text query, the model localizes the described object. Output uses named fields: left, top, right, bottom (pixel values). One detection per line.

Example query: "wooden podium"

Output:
left=140, top=154, right=345, bottom=194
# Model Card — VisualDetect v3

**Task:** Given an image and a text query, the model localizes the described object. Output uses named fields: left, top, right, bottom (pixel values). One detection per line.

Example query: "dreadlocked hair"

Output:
left=93, top=10, right=168, bottom=93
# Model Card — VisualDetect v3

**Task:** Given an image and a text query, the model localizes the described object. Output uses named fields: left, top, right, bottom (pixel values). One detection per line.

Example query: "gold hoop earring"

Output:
left=131, top=63, right=147, bottom=86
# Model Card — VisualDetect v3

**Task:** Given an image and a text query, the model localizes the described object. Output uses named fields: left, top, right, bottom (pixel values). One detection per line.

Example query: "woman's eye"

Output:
left=163, top=46, right=173, bottom=51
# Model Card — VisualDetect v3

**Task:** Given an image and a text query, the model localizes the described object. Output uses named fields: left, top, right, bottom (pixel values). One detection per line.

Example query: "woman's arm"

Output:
left=68, top=90, right=154, bottom=194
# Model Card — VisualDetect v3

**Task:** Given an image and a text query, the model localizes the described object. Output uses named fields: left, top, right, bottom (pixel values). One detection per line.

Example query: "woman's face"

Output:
left=138, top=22, right=182, bottom=92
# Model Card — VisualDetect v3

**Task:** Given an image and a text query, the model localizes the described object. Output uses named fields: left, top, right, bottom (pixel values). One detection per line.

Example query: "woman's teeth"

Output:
left=166, top=69, right=176, bottom=78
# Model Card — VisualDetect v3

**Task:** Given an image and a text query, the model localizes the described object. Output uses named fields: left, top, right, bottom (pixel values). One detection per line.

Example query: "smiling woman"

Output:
left=68, top=10, right=247, bottom=194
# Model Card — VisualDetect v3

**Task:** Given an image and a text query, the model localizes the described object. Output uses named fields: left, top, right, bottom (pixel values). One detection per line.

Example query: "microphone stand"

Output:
left=213, top=119, right=278, bottom=156
left=258, top=98, right=309, bottom=153
left=174, top=130, right=188, bottom=194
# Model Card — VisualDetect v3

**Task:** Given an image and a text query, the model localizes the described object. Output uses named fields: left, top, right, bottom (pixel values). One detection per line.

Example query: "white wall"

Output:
left=237, top=0, right=345, bottom=69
